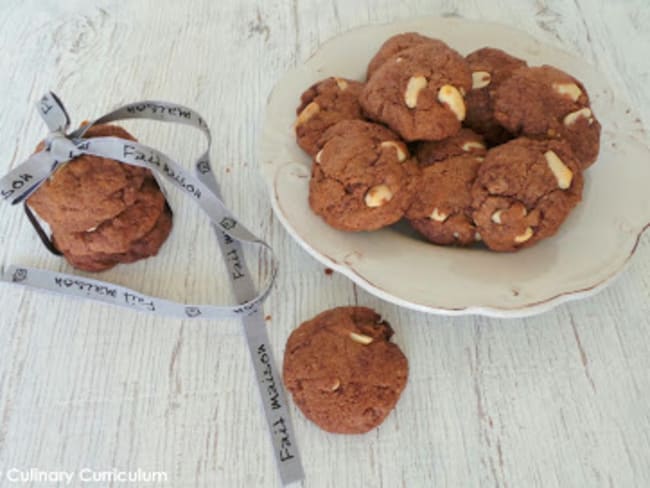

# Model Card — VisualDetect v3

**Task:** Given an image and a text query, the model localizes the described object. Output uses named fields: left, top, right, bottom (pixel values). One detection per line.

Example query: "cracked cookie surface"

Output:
left=283, top=306, right=408, bottom=434
left=51, top=177, right=166, bottom=256
left=463, top=47, right=527, bottom=146
left=56, top=205, right=173, bottom=272
left=366, top=32, right=445, bottom=80
left=407, top=154, right=483, bottom=246
left=415, top=128, right=486, bottom=166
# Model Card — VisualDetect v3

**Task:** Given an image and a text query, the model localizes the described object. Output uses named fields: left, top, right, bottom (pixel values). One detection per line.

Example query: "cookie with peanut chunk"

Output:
left=406, top=154, right=483, bottom=246
left=283, top=306, right=408, bottom=434
left=360, top=42, right=472, bottom=142
left=493, top=65, right=601, bottom=168
left=415, top=128, right=486, bottom=166
left=295, top=77, right=365, bottom=156
left=463, top=47, right=527, bottom=146
left=309, top=120, right=419, bottom=231
left=471, top=137, right=583, bottom=252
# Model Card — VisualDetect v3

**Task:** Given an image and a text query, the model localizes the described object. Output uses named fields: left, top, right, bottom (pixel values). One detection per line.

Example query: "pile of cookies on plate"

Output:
left=294, top=33, right=601, bottom=251
left=27, top=124, right=173, bottom=272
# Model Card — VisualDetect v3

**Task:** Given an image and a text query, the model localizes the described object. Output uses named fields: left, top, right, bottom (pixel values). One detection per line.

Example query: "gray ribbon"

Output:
left=0, top=93, right=303, bottom=485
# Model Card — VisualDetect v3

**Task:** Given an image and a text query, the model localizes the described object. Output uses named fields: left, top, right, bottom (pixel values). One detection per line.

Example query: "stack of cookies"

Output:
left=27, top=124, right=173, bottom=272
left=295, top=33, right=600, bottom=252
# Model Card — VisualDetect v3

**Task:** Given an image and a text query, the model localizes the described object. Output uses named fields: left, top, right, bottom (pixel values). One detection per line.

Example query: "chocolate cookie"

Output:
left=308, top=120, right=419, bottom=231
left=415, top=128, right=486, bottom=166
left=27, top=124, right=151, bottom=233
left=122, top=205, right=173, bottom=263
left=58, top=205, right=173, bottom=272
left=471, top=137, right=583, bottom=251
left=360, top=42, right=472, bottom=141
left=463, top=47, right=527, bottom=146
left=366, top=32, right=444, bottom=80
left=406, top=154, right=483, bottom=246
left=492, top=65, right=601, bottom=168
left=51, top=177, right=166, bottom=256
left=295, top=77, right=365, bottom=156
left=283, top=306, right=408, bottom=434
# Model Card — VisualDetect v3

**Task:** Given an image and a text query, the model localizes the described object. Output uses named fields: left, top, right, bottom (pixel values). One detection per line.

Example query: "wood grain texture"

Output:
left=0, top=0, right=649, bottom=486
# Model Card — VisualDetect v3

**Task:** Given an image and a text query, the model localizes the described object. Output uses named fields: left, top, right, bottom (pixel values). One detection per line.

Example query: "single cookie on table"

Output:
left=492, top=65, right=601, bottom=169
left=415, top=128, right=486, bottom=166
left=50, top=177, right=166, bottom=256
left=56, top=205, right=173, bottom=272
left=366, top=32, right=445, bottom=80
left=406, top=154, right=483, bottom=246
left=283, top=306, right=408, bottom=434
left=471, top=137, right=583, bottom=252
left=309, top=120, right=419, bottom=231
left=360, top=42, right=472, bottom=142
left=27, top=124, right=151, bottom=233
left=463, top=47, right=528, bottom=146
left=295, top=77, right=365, bottom=156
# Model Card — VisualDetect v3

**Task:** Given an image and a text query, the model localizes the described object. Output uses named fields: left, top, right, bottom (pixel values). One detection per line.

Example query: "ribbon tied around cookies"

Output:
left=0, top=92, right=277, bottom=319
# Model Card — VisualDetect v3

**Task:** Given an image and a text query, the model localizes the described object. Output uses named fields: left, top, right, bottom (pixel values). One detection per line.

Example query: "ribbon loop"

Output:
left=0, top=150, right=58, bottom=205
left=37, top=92, right=70, bottom=133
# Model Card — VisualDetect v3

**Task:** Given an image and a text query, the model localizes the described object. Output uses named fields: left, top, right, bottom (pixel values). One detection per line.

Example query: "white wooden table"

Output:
left=1, top=1, right=649, bottom=486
